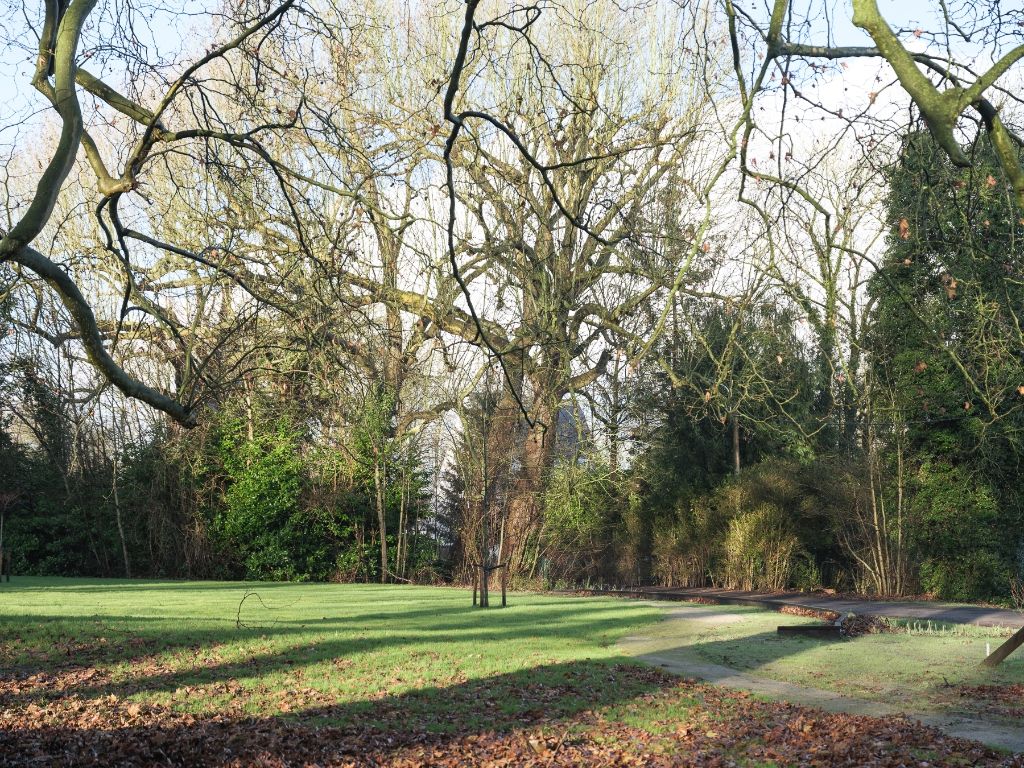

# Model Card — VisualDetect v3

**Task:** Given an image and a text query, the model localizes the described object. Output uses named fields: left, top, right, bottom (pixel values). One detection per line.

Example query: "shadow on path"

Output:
left=618, top=603, right=1024, bottom=753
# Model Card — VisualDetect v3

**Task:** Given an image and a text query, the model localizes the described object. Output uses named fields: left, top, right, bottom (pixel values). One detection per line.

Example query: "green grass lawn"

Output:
left=0, top=576, right=667, bottom=727
left=627, top=602, right=1024, bottom=721
left=1, top=578, right=1021, bottom=766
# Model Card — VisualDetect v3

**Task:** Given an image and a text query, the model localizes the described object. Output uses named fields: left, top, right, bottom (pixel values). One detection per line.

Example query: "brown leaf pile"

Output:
left=958, top=683, right=1024, bottom=719
left=2, top=662, right=1021, bottom=767
left=840, top=614, right=893, bottom=638
left=778, top=604, right=841, bottom=622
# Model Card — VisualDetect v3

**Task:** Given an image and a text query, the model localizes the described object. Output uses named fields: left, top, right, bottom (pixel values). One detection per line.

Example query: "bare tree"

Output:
left=0, top=1, right=321, bottom=425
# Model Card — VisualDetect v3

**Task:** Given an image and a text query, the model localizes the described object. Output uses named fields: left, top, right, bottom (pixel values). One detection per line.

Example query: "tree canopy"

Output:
left=2, top=0, right=1024, bottom=603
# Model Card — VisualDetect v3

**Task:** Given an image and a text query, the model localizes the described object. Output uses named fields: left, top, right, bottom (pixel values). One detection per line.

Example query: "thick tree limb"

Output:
left=11, top=245, right=196, bottom=425
left=0, top=0, right=195, bottom=425
left=767, top=0, right=1024, bottom=207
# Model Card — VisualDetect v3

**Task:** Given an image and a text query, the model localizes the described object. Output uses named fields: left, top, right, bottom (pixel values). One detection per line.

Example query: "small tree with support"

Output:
left=458, top=362, right=517, bottom=609
left=472, top=561, right=508, bottom=608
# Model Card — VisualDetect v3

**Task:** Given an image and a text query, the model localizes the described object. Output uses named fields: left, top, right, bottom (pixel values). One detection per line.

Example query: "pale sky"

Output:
left=0, top=0, right=982, bottom=125
left=0, top=1, right=211, bottom=132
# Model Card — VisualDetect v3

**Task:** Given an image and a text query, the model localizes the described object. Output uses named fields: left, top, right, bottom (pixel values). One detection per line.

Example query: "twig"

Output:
left=546, top=727, right=570, bottom=765
left=235, top=589, right=274, bottom=629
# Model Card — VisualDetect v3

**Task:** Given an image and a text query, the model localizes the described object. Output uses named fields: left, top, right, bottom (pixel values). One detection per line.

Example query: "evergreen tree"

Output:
left=867, top=130, right=1024, bottom=600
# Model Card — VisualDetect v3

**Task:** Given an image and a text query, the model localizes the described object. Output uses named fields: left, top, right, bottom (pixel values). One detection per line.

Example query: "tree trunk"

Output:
left=505, top=398, right=557, bottom=575
left=608, top=352, right=623, bottom=474
left=983, top=624, right=1024, bottom=667
left=732, top=414, right=741, bottom=475
left=375, top=459, right=388, bottom=583
left=112, top=457, right=131, bottom=579
left=396, top=470, right=407, bottom=580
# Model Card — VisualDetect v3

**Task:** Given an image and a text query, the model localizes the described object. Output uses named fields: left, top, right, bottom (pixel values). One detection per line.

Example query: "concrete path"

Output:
left=618, top=604, right=1024, bottom=754
left=625, top=586, right=1024, bottom=628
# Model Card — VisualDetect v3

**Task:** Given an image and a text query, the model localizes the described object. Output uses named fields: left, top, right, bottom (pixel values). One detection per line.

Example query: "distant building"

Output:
left=554, top=400, right=591, bottom=461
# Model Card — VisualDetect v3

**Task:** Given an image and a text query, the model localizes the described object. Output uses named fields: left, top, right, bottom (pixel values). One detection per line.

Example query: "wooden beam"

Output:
left=777, top=624, right=842, bottom=639
left=982, top=625, right=1024, bottom=667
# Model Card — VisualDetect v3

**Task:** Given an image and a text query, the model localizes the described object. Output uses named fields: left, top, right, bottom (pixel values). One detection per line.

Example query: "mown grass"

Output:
left=0, top=577, right=670, bottom=729
left=2, top=579, right=1022, bottom=765
left=636, top=602, right=1024, bottom=718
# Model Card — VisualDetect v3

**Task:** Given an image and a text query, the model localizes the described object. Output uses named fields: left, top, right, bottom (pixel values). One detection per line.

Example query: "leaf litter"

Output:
left=2, top=662, right=1021, bottom=766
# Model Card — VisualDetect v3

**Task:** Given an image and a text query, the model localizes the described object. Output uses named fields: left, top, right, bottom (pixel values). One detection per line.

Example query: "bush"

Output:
left=1012, top=542, right=1024, bottom=609
left=212, top=418, right=305, bottom=579
left=333, top=534, right=378, bottom=582
left=919, top=554, right=1008, bottom=603
left=722, top=503, right=799, bottom=591
left=910, top=462, right=1007, bottom=601
left=210, top=413, right=379, bottom=582
left=651, top=498, right=722, bottom=587
left=791, top=554, right=822, bottom=592
left=542, top=459, right=616, bottom=582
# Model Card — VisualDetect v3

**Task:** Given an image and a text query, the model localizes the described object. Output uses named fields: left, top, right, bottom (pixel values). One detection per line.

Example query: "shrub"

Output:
left=919, top=554, right=1008, bottom=603
left=651, top=498, right=722, bottom=587
left=791, top=554, right=822, bottom=592
left=722, top=503, right=799, bottom=591
left=1012, top=542, right=1024, bottom=610
left=910, top=462, right=1007, bottom=601
left=542, top=459, right=616, bottom=582
left=213, top=418, right=305, bottom=579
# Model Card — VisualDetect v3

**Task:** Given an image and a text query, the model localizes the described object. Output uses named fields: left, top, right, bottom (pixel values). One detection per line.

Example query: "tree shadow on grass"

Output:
left=16, top=582, right=477, bottom=595
left=0, top=602, right=655, bottom=707
left=687, top=629, right=843, bottom=674
left=0, top=577, right=306, bottom=592
left=4, top=655, right=1017, bottom=768
left=0, top=658, right=679, bottom=767
left=3, top=601, right=1019, bottom=767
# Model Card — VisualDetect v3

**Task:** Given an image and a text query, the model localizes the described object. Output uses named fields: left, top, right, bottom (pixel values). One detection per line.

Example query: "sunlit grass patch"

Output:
left=641, top=601, right=1024, bottom=720
left=0, top=577, right=664, bottom=727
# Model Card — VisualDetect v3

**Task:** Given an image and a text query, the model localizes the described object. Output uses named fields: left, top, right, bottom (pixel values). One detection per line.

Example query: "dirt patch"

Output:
left=661, top=605, right=747, bottom=626
left=684, top=612, right=745, bottom=625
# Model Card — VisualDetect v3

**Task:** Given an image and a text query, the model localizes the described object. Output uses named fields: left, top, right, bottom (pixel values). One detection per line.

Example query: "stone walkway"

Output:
left=618, top=604, right=1024, bottom=754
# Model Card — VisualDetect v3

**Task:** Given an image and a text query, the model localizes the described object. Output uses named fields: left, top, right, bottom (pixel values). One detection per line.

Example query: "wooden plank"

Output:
left=777, top=624, right=842, bottom=638
left=982, top=624, right=1024, bottom=667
